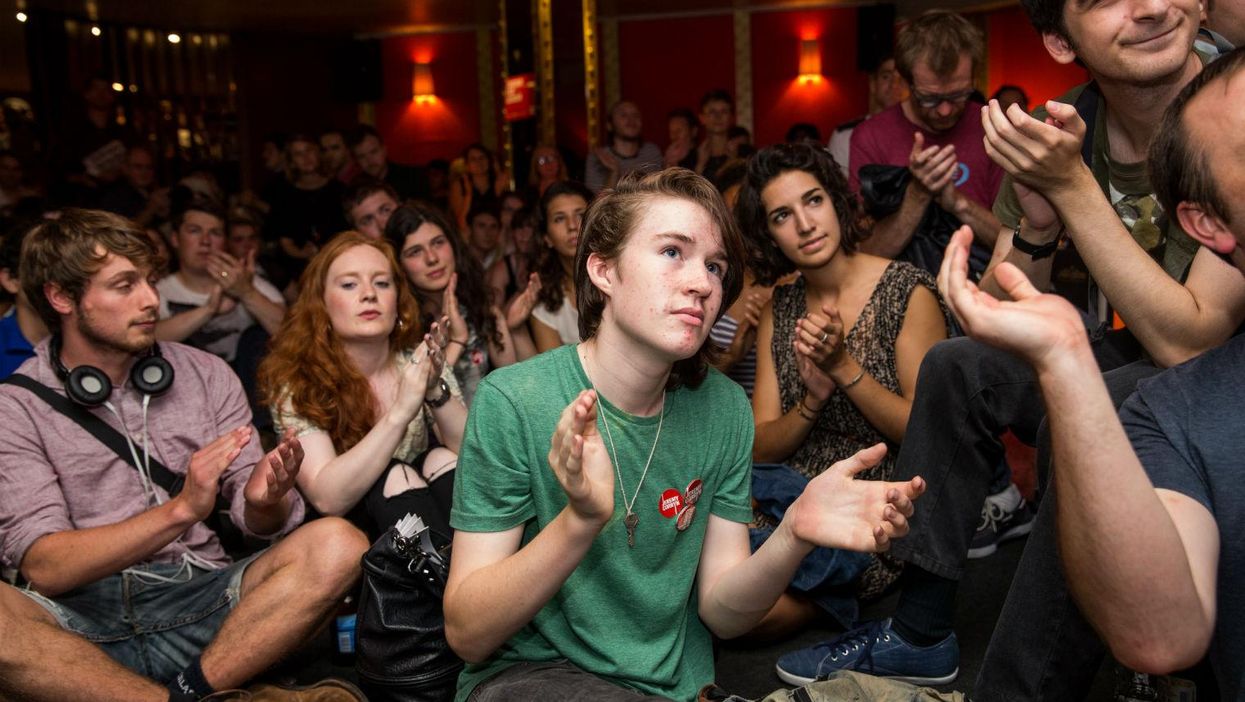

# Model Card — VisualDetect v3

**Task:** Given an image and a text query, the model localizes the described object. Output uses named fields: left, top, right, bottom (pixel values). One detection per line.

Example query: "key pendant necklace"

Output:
left=598, top=393, right=665, bottom=548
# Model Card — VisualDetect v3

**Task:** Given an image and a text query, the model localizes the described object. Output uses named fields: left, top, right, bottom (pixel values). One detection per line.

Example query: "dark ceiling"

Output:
left=22, top=0, right=1000, bottom=35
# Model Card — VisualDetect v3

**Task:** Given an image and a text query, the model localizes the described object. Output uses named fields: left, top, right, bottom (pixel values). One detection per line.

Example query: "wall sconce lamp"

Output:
left=798, top=38, right=822, bottom=83
left=412, top=62, right=435, bottom=104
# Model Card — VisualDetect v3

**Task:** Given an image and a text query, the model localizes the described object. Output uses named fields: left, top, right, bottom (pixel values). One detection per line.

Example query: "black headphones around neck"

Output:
left=50, top=335, right=175, bottom=407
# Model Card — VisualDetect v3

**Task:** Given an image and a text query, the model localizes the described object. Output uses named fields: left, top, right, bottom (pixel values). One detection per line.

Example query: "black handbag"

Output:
left=355, top=513, right=463, bottom=702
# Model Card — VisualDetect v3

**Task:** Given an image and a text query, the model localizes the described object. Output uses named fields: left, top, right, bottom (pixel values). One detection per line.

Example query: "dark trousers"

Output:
left=973, top=360, right=1165, bottom=701
left=886, top=330, right=1144, bottom=581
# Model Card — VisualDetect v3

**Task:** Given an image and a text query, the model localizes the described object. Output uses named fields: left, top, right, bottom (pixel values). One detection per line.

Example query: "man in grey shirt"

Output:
left=585, top=100, right=663, bottom=193
left=0, top=209, right=368, bottom=701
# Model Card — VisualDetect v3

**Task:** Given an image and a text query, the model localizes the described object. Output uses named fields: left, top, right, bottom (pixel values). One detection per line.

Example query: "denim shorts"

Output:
left=20, top=552, right=261, bottom=683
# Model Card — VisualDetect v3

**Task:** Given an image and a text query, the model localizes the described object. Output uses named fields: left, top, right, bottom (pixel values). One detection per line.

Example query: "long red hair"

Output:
left=258, top=232, right=423, bottom=452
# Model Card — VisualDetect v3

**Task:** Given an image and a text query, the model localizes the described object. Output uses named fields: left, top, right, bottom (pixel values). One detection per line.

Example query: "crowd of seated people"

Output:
left=0, top=0, right=1243, bottom=698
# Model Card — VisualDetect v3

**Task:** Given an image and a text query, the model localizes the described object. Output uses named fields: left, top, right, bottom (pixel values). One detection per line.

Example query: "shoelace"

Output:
left=977, top=499, right=1008, bottom=531
left=817, top=620, right=891, bottom=678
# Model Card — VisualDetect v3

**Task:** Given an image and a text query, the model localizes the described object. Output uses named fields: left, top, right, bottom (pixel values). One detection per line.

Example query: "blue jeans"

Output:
left=750, top=463, right=872, bottom=628
left=20, top=553, right=259, bottom=683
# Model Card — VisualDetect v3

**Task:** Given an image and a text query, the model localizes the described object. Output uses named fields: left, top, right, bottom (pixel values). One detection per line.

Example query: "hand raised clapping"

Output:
left=547, top=390, right=614, bottom=527
left=787, top=443, right=925, bottom=552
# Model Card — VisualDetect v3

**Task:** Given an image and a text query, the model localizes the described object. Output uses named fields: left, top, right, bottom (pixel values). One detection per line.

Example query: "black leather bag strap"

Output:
left=3, top=373, right=186, bottom=497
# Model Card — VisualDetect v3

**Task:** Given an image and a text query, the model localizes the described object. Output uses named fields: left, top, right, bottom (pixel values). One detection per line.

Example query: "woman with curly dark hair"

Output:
left=384, top=203, right=535, bottom=405
left=529, top=180, right=594, bottom=352
left=737, top=143, right=950, bottom=636
left=258, top=232, right=467, bottom=538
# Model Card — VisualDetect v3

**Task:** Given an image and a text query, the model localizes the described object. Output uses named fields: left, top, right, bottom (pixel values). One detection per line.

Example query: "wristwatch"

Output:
left=1011, top=222, right=1061, bottom=260
left=426, top=378, right=452, bottom=409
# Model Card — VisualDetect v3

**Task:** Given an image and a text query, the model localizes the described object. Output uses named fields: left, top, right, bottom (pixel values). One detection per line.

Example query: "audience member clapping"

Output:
left=384, top=203, right=534, bottom=405
left=258, top=232, right=466, bottom=539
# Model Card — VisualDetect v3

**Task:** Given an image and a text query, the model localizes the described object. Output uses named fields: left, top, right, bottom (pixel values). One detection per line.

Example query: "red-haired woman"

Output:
left=258, top=232, right=467, bottom=538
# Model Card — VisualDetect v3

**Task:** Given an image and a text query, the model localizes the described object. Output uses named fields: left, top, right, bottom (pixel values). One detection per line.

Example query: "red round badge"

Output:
left=676, top=504, right=697, bottom=531
left=685, top=479, right=704, bottom=506
left=659, top=488, right=683, bottom=518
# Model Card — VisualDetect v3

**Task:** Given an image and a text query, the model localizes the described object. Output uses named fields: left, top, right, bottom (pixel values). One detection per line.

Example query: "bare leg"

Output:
left=198, top=517, right=368, bottom=690
left=745, top=591, right=823, bottom=642
left=0, top=583, right=165, bottom=702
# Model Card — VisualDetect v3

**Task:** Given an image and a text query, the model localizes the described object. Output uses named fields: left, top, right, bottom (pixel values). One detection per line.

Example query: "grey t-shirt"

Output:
left=1119, top=333, right=1245, bottom=700
left=584, top=142, right=663, bottom=193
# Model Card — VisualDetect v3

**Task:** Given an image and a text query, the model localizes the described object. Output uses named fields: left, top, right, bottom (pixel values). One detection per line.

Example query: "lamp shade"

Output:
left=798, top=39, right=821, bottom=79
left=412, top=62, right=435, bottom=101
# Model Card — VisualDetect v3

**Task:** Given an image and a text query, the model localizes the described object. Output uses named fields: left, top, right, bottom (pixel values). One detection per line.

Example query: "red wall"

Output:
left=983, top=6, right=1088, bottom=106
left=374, top=31, right=492, bottom=165
left=750, top=8, right=870, bottom=147
left=368, top=4, right=1092, bottom=166
left=618, top=15, right=736, bottom=147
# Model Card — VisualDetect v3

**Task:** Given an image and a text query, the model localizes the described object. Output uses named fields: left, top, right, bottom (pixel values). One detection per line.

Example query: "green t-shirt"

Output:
left=992, top=81, right=1201, bottom=318
left=451, top=344, right=754, bottom=702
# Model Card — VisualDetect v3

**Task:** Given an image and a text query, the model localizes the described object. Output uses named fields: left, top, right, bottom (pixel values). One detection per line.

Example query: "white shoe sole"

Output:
left=775, top=665, right=959, bottom=687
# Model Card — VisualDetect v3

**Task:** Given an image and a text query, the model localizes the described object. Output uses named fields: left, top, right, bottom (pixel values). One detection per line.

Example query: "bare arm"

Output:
left=858, top=185, right=931, bottom=259
left=155, top=287, right=224, bottom=342
left=750, top=302, right=831, bottom=463
left=530, top=316, right=564, bottom=354
left=22, top=427, right=252, bottom=596
left=696, top=445, right=922, bottom=638
left=294, top=345, right=445, bottom=515
left=943, top=190, right=1001, bottom=249
left=982, top=100, right=1245, bottom=365
left=858, top=134, right=954, bottom=260
left=444, top=390, right=613, bottom=663
left=235, top=288, right=286, bottom=336
left=820, top=287, right=946, bottom=443
left=1048, top=174, right=1245, bottom=365
left=942, top=226, right=1218, bottom=673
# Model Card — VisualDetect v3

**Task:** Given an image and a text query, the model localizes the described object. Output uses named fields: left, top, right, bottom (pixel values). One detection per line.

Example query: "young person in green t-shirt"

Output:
left=445, top=168, right=926, bottom=701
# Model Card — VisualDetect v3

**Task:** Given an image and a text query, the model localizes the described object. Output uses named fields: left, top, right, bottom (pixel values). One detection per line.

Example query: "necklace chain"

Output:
left=597, top=394, right=665, bottom=518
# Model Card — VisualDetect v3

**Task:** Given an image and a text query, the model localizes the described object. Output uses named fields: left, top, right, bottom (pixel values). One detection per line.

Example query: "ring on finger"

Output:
left=819, top=331, right=829, bottom=344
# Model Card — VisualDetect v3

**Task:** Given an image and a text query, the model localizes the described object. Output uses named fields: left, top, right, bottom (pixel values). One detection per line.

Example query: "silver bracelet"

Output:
left=841, top=368, right=865, bottom=390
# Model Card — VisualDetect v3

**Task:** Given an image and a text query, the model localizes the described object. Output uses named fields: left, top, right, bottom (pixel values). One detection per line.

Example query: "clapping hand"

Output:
left=938, top=226, right=1088, bottom=368
left=794, top=304, right=848, bottom=375
left=505, top=273, right=543, bottom=330
left=547, top=390, right=614, bottom=527
left=177, top=426, right=251, bottom=522
left=787, top=443, right=925, bottom=552
left=207, top=250, right=256, bottom=299
left=981, top=99, right=1088, bottom=196
left=441, top=274, right=469, bottom=347
left=909, top=132, right=959, bottom=207
left=244, top=428, right=304, bottom=510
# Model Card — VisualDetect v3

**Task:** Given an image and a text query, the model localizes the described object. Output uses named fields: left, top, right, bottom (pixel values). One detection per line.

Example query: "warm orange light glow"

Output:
left=798, top=38, right=821, bottom=82
left=412, top=62, right=435, bottom=103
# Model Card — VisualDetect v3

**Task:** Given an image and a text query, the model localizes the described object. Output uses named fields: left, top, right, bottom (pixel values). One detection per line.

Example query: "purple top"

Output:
left=848, top=102, right=1004, bottom=212
left=0, top=340, right=304, bottom=571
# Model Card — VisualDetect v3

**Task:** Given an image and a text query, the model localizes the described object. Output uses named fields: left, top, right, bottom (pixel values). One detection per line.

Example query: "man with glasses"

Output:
left=848, top=10, right=1003, bottom=275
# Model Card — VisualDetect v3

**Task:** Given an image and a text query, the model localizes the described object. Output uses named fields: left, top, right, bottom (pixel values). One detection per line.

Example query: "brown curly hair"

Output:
left=258, top=232, right=424, bottom=453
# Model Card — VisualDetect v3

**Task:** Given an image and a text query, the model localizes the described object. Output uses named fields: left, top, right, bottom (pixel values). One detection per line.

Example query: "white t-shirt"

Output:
left=157, top=274, right=283, bottom=362
left=531, top=300, right=579, bottom=346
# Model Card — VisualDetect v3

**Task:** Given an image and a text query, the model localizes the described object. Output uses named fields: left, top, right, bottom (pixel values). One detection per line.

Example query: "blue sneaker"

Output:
left=774, top=618, right=959, bottom=686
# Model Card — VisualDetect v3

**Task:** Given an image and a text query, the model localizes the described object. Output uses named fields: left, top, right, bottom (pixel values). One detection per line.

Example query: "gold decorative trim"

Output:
left=498, top=0, right=514, bottom=186
left=733, top=9, right=753, bottom=133
left=601, top=17, right=620, bottom=113
left=582, top=0, right=600, bottom=151
left=477, top=27, right=498, bottom=152
left=536, top=0, right=556, bottom=146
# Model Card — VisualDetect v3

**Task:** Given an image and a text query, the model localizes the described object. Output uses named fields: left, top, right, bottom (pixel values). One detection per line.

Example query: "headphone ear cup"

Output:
left=67, top=366, right=112, bottom=407
left=131, top=355, right=174, bottom=397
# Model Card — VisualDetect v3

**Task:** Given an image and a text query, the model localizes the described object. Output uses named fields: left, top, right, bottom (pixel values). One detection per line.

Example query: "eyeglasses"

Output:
left=536, top=155, right=557, bottom=166
left=911, top=89, right=974, bottom=109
